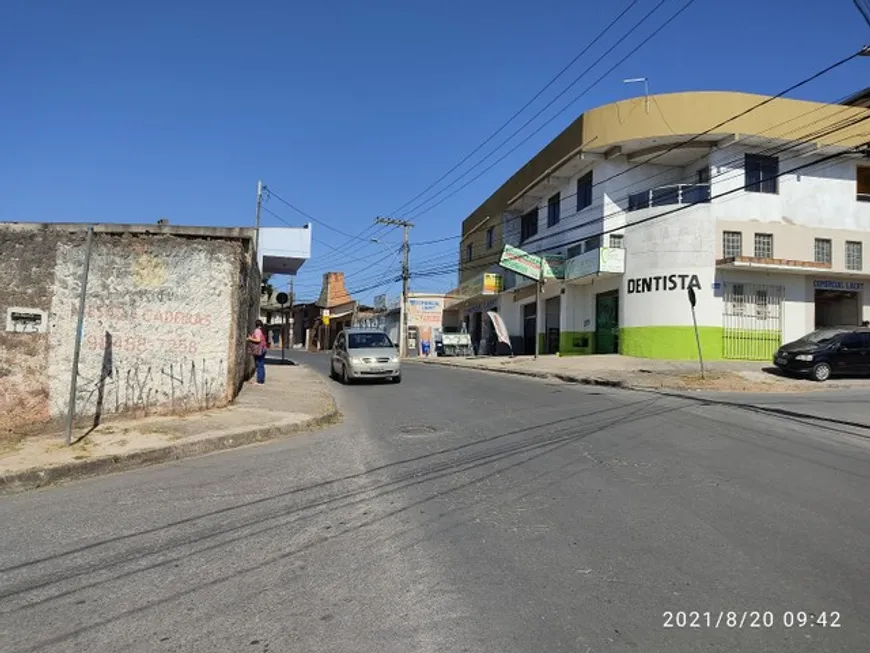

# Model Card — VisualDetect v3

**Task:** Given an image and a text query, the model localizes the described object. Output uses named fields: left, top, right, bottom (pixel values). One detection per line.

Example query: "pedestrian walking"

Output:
left=247, top=319, right=268, bottom=384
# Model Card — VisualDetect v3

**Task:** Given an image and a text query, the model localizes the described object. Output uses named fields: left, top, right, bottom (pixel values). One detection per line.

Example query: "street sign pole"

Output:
left=535, top=264, right=543, bottom=360
left=688, top=287, right=705, bottom=380
left=276, top=291, right=289, bottom=363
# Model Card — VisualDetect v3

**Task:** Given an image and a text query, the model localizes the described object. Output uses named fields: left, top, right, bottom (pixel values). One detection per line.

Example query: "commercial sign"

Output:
left=408, top=297, right=444, bottom=326
left=499, top=245, right=564, bottom=280
left=483, top=273, right=503, bottom=294
left=566, top=247, right=626, bottom=280
left=455, top=273, right=503, bottom=299
left=627, top=273, right=701, bottom=294
left=487, top=310, right=511, bottom=347
left=813, top=279, right=865, bottom=291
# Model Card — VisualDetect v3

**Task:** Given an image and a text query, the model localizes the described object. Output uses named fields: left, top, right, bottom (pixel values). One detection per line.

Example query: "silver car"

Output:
left=330, top=328, right=401, bottom=384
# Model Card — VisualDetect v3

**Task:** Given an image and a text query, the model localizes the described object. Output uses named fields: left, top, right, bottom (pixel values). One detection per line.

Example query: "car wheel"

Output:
left=811, top=362, right=832, bottom=382
left=391, top=374, right=402, bottom=384
left=329, top=361, right=338, bottom=380
left=342, top=364, right=351, bottom=385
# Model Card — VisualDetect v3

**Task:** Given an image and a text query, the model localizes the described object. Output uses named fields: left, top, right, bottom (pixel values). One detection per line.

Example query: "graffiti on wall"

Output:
left=48, top=237, right=236, bottom=423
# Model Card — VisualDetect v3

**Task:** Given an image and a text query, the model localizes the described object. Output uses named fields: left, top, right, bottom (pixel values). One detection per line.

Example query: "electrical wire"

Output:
left=397, top=0, right=688, bottom=221
left=401, top=0, right=698, bottom=222
left=387, top=0, right=642, bottom=218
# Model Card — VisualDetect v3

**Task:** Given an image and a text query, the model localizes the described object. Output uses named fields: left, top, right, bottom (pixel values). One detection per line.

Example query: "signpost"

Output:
left=276, top=291, right=289, bottom=363
left=688, top=286, right=705, bottom=380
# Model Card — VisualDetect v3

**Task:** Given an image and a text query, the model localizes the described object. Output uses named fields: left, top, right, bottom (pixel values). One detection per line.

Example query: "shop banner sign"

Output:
left=500, top=245, right=564, bottom=280
left=483, top=273, right=504, bottom=294
left=487, top=310, right=511, bottom=346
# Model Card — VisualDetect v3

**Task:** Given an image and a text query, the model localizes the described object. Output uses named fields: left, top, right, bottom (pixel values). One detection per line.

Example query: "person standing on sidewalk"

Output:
left=247, top=320, right=268, bottom=384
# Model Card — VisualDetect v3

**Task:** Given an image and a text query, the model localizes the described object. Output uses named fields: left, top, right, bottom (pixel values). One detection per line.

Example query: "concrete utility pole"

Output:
left=254, top=180, right=264, bottom=251
left=375, top=217, right=414, bottom=357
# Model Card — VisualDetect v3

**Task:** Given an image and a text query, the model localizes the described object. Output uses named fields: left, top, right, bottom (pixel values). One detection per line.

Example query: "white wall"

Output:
left=710, top=146, right=870, bottom=230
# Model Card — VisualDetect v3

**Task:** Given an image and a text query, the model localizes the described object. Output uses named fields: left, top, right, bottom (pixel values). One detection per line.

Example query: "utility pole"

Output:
left=375, top=217, right=414, bottom=357
left=254, top=180, right=264, bottom=252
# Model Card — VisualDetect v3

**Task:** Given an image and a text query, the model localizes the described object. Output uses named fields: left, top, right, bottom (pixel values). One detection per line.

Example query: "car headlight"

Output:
left=350, top=357, right=363, bottom=364
left=390, top=356, right=399, bottom=363
left=795, top=354, right=813, bottom=361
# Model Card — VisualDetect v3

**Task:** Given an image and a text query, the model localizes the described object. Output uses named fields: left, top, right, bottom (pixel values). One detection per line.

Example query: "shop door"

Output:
left=545, top=296, right=561, bottom=354
left=523, top=302, right=537, bottom=355
left=595, top=291, right=619, bottom=354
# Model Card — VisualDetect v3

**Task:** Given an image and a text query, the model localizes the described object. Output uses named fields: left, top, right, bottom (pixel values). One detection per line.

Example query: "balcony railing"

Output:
left=627, top=183, right=711, bottom=212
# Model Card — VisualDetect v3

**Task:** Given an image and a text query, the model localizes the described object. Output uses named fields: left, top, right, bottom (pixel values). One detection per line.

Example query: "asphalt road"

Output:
left=2, top=352, right=870, bottom=653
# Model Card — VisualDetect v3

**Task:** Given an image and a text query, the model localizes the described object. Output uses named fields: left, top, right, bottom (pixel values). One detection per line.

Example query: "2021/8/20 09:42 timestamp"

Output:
left=663, top=611, right=842, bottom=629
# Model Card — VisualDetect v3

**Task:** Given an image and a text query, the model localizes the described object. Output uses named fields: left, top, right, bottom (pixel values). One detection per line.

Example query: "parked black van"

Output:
left=773, top=326, right=870, bottom=382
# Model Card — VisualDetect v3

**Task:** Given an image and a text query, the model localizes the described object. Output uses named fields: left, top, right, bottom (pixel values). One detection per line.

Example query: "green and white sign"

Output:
left=499, top=245, right=564, bottom=280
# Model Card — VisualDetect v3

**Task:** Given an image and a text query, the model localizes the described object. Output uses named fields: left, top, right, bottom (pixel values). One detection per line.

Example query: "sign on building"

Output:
left=499, top=245, right=564, bottom=280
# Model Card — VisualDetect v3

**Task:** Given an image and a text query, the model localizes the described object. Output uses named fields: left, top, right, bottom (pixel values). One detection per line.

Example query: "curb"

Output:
left=408, top=358, right=626, bottom=388
left=0, top=402, right=342, bottom=496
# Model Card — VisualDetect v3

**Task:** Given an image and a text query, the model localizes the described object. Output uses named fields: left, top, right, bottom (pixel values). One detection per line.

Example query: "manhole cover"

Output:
left=398, top=424, right=440, bottom=437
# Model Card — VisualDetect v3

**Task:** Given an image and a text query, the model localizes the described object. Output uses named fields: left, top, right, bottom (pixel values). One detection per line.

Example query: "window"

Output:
left=547, top=193, right=561, bottom=227
left=609, top=234, right=624, bottom=249
left=520, top=210, right=538, bottom=243
left=697, top=166, right=711, bottom=184
left=576, top=172, right=593, bottom=211
left=466, top=243, right=473, bottom=262
left=723, top=231, right=742, bottom=258
left=840, top=333, right=865, bottom=350
left=745, top=154, right=779, bottom=194
left=486, top=227, right=494, bottom=249
left=814, top=238, right=832, bottom=265
left=846, top=241, right=863, bottom=271
left=348, top=332, right=393, bottom=349
left=858, top=166, right=870, bottom=202
left=732, top=283, right=745, bottom=315
left=584, top=235, right=601, bottom=252
left=566, top=244, right=583, bottom=259
left=755, top=289, right=769, bottom=319
left=334, top=333, right=345, bottom=350
left=754, top=233, right=773, bottom=259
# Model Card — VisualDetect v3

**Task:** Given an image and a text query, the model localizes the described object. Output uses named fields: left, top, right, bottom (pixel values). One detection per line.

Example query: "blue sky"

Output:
left=2, top=0, right=868, bottom=304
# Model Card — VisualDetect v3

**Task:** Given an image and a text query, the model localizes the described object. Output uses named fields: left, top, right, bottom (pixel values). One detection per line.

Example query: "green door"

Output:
left=595, top=292, right=619, bottom=354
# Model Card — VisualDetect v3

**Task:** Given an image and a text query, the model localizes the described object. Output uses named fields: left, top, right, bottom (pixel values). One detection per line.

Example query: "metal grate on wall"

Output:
left=722, top=282, right=784, bottom=360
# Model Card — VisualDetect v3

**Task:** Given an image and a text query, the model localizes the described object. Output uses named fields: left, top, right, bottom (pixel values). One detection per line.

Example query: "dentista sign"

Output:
left=627, top=274, right=702, bottom=294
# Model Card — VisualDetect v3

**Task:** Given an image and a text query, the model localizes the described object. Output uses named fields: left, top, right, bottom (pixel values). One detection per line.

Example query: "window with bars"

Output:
left=547, top=192, right=561, bottom=227
left=584, top=235, right=601, bottom=252
left=566, top=244, right=583, bottom=259
left=846, top=241, right=863, bottom=271
left=756, top=289, right=769, bottom=319
left=576, top=172, right=593, bottom=211
left=723, top=231, right=742, bottom=258
left=609, top=234, right=624, bottom=249
left=754, top=233, right=773, bottom=259
left=466, top=243, right=473, bottom=262
left=486, top=227, right=494, bottom=249
left=745, top=154, right=779, bottom=194
left=814, top=238, right=832, bottom=265
left=732, top=283, right=745, bottom=315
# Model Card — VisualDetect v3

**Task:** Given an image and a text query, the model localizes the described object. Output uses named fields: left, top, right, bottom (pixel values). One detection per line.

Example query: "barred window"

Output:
left=609, top=234, right=624, bottom=249
left=754, top=233, right=773, bottom=259
left=723, top=231, right=742, bottom=258
left=814, top=238, right=832, bottom=265
left=846, top=241, right=863, bottom=271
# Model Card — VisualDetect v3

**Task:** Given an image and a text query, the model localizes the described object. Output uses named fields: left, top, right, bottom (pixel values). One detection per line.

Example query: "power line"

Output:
left=411, top=137, right=870, bottom=281
left=397, top=0, right=686, bottom=221
left=387, top=0, right=642, bottom=218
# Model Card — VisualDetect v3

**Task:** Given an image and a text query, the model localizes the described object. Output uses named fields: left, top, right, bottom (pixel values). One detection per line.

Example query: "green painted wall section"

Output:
left=558, top=331, right=594, bottom=355
left=620, top=326, right=726, bottom=361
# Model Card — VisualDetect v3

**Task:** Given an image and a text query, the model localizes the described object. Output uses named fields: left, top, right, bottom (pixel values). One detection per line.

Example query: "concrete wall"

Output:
left=0, top=223, right=259, bottom=435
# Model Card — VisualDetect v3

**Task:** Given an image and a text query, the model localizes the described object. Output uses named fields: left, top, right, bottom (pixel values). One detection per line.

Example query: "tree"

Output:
left=261, top=274, right=275, bottom=301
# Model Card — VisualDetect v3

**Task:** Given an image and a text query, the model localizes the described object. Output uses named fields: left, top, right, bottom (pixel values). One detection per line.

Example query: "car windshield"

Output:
left=348, top=332, right=393, bottom=349
left=801, top=328, right=849, bottom=344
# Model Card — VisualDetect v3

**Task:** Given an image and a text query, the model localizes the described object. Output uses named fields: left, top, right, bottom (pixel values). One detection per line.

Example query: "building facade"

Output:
left=452, top=91, right=870, bottom=360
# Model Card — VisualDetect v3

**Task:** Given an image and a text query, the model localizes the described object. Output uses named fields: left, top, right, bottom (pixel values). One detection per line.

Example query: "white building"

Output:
left=449, top=90, right=870, bottom=360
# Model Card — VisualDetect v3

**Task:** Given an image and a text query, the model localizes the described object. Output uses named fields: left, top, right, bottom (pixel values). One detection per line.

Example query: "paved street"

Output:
left=2, top=352, right=870, bottom=652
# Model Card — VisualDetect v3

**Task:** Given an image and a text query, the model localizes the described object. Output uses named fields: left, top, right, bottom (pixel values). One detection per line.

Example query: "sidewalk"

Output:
left=410, top=354, right=866, bottom=393
left=0, top=362, right=340, bottom=495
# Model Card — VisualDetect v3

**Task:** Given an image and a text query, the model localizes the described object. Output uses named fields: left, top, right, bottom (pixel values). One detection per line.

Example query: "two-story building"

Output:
left=454, top=90, right=870, bottom=360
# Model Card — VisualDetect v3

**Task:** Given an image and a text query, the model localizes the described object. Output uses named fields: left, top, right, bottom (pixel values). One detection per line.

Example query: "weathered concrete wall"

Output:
left=0, top=224, right=259, bottom=435
left=0, top=229, right=60, bottom=433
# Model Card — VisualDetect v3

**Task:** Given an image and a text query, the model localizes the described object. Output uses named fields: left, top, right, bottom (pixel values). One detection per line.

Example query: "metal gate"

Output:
left=722, top=282, right=784, bottom=360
